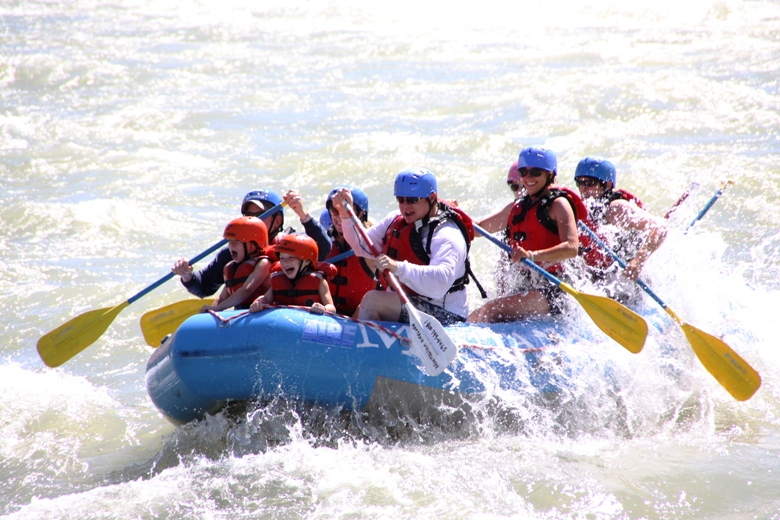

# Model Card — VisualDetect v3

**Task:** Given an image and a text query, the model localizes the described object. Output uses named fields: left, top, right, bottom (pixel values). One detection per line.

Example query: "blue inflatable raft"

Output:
left=146, top=308, right=608, bottom=425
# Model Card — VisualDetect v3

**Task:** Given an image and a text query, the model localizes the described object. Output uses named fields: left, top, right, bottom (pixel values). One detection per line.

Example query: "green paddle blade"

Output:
left=140, top=299, right=214, bottom=347
left=37, top=301, right=130, bottom=367
left=681, top=323, right=761, bottom=401
left=406, top=304, right=458, bottom=376
left=561, top=283, right=648, bottom=354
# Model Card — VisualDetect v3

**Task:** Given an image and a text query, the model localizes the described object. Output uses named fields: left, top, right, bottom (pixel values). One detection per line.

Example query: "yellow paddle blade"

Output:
left=140, top=299, right=214, bottom=347
left=681, top=323, right=761, bottom=401
left=560, top=283, right=647, bottom=354
left=37, top=301, right=130, bottom=368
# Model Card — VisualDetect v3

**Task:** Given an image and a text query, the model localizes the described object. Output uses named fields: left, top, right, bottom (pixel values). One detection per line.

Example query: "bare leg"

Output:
left=467, top=291, right=551, bottom=323
left=357, top=290, right=403, bottom=322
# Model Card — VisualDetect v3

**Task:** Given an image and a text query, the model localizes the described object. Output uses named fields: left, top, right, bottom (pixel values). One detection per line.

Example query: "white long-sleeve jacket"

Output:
left=342, top=210, right=468, bottom=318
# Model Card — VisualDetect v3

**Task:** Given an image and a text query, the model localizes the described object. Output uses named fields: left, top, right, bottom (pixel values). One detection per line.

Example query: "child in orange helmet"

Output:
left=201, top=217, right=274, bottom=312
left=249, top=234, right=336, bottom=315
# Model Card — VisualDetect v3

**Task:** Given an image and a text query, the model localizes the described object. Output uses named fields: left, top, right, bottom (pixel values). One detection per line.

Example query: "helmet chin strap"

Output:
left=530, top=173, right=555, bottom=200
left=292, top=259, right=311, bottom=281
left=268, top=214, right=282, bottom=241
left=426, top=195, right=437, bottom=216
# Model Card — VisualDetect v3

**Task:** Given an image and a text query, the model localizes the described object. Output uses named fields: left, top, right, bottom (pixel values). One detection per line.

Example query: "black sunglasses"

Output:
left=518, top=167, right=548, bottom=178
left=396, top=196, right=421, bottom=204
left=243, top=203, right=273, bottom=218
left=507, top=182, right=521, bottom=192
left=575, top=177, right=603, bottom=188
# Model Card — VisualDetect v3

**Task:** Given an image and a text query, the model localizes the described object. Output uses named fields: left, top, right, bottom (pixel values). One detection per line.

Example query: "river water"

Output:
left=2, top=0, right=780, bottom=518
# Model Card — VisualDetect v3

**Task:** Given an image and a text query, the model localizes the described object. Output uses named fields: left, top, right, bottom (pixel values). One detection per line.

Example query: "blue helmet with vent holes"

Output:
left=394, top=168, right=437, bottom=198
left=518, top=147, right=557, bottom=175
left=574, top=156, right=617, bottom=186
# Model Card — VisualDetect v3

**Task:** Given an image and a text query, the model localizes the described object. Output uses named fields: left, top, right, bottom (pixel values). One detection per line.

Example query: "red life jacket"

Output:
left=325, top=240, right=377, bottom=315
left=580, top=189, right=646, bottom=269
left=222, top=254, right=272, bottom=309
left=270, top=263, right=337, bottom=307
left=506, top=186, right=589, bottom=276
left=380, top=201, right=486, bottom=298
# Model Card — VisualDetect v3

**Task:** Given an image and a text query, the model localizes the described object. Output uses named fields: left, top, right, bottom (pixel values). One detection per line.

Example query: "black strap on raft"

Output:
left=410, top=204, right=488, bottom=299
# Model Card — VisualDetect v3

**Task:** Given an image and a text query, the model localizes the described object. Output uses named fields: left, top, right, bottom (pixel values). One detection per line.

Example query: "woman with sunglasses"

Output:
left=469, top=146, right=585, bottom=322
left=574, top=156, right=666, bottom=283
left=331, top=168, right=471, bottom=325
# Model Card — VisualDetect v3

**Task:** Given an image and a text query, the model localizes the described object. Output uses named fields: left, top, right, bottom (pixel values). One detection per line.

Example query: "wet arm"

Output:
left=476, top=201, right=513, bottom=234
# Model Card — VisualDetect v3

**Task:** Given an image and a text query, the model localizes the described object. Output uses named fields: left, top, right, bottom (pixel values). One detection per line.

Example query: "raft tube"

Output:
left=146, top=308, right=591, bottom=425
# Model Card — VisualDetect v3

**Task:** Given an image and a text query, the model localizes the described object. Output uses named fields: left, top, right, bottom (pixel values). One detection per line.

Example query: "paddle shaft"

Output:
left=664, top=181, right=699, bottom=219
left=129, top=239, right=226, bottom=304
left=325, top=249, right=355, bottom=264
left=473, top=223, right=563, bottom=288
left=684, top=181, right=732, bottom=234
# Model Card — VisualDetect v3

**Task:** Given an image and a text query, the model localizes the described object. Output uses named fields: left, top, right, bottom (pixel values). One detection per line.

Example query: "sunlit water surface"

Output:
left=2, top=0, right=780, bottom=518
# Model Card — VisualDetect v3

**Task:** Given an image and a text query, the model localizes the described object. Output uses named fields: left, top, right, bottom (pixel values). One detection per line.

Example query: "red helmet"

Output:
left=223, top=217, right=269, bottom=247
left=275, top=234, right=318, bottom=264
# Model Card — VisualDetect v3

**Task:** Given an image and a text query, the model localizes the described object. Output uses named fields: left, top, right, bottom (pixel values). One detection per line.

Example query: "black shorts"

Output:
left=538, top=284, right=566, bottom=315
left=501, top=269, right=567, bottom=316
left=398, top=296, right=467, bottom=326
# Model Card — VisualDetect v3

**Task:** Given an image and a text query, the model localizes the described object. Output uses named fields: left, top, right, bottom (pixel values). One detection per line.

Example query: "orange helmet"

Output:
left=223, top=217, right=269, bottom=247
left=275, top=234, right=318, bottom=264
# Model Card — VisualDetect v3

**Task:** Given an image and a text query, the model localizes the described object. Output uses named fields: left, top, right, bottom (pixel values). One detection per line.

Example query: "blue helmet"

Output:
left=518, top=146, right=557, bottom=175
left=241, top=189, right=283, bottom=229
left=574, top=156, right=616, bottom=186
left=326, top=185, right=369, bottom=220
left=319, top=208, right=333, bottom=229
left=241, top=189, right=282, bottom=214
left=394, top=168, right=437, bottom=198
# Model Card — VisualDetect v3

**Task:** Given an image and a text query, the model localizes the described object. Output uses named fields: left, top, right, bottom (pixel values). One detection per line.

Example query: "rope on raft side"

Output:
left=206, top=308, right=549, bottom=354
left=208, top=306, right=411, bottom=346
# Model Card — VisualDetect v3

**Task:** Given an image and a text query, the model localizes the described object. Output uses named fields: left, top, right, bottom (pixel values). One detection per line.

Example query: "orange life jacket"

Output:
left=222, top=254, right=271, bottom=309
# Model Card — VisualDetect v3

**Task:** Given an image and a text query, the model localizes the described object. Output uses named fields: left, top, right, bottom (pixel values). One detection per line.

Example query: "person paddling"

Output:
left=322, top=186, right=378, bottom=317
left=574, top=156, right=667, bottom=283
left=331, top=168, right=476, bottom=325
left=172, top=189, right=285, bottom=298
left=469, top=146, right=583, bottom=322
left=172, top=188, right=331, bottom=299
left=249, top=234, right=336, bottom=315
left=201, top=217, right=273, bottom=312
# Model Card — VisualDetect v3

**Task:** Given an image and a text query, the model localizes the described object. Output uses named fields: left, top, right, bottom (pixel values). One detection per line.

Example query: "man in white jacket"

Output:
left=330, top=168, right=469, bottom=324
